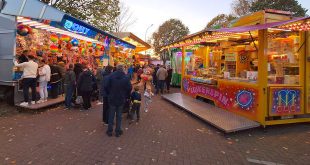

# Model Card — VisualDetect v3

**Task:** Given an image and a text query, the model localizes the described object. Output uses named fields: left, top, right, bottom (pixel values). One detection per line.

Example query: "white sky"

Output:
left=122, top=0, right=310, bottom=41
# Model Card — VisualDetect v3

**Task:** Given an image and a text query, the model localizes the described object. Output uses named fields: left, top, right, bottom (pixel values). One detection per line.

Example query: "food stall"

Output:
left=163, top=10, right=310, bottom=126
left=0, top=0, right=135, bottom=105
left=113, top=32, right=151, bottom=65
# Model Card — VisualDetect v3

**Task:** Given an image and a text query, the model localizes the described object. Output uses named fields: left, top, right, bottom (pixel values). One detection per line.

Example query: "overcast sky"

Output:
left=122, top=0, right=310, bottom=41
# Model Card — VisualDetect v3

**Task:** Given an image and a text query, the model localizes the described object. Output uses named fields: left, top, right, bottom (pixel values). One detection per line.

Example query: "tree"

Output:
left=152, top=19, right=189, bottom=64
left=205, top=14, right=236, bottom=29
left=250, top=0, right=308, bottom=17
left=231, top=0, right=255, bottom=17
left=114, top=2, right=137, bottom=32
left=40, top=0, right=120, bottom=32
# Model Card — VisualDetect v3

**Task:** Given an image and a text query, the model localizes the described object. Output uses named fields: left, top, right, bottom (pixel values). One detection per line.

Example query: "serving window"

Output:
left=267, top=30, right=301, bottom=85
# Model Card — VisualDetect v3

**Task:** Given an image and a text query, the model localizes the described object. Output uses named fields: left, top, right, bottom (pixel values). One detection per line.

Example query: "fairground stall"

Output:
left=113, top=32, right=151, bottom=65
left=162, top=10, right=310, bottom=128
left=0, top=0, right=135, bottom=106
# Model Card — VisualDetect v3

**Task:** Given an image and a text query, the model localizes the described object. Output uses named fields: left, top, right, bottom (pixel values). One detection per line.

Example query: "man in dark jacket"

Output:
left=100, top=65, right=113, bottom=124
left=64, top=64, right=76, bottom=109
left=50, top=62, right=62, bottom=99
left=77, top=65, right=96, bottom=110
left=105, top=64, right=132, bottom=137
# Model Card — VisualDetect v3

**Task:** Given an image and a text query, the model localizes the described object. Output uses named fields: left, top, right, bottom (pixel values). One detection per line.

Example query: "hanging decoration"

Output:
left=92, top=43, right=97, bottom=48
left=79, top=47, right=86, bottom=55
left=71, top=38, right=79, bottom=46
left=96, top=44, right=103, bottom=50
left=60, top=35, right=70, bottom=42
left=50, top=45, right=59, bottom=53
left=87, top=42, right=92, bottom=47
left=17, top=24, right=32, bottom=36
left=50, top=34, right=59, bottom=43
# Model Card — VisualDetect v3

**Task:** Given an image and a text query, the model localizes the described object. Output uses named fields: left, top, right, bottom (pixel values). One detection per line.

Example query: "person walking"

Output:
left=105, top=64, right=132, bottom=137
left=127, top=65, right=134, bottom=80
left=130, top=86, right=141, bottom=123
left=38, top=59, right=51, bottom=103
left=156, top=65, right=168, bottom=94
left=14, top=55, right=38, bottom=106
left=165, top=65, right=173, bottom=93
left=144, top=87, right=154, bottom=112
left=64, top=64, right=76, bottom=109
left=101, top=65, right=113, bottom=124
left=153, top=64, right=160, bottom=88
left=77, top=65, right=96, bottom=110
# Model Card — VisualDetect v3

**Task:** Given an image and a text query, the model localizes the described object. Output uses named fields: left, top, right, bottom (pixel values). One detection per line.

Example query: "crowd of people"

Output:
left=14, top=51, right=173, bottom=137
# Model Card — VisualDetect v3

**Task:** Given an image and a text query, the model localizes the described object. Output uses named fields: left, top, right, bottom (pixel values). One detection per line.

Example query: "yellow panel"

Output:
left=306, top=31, right=310, bottom=113
left=257, top=29, right=268, bottom=126
left=265, top=118, right=310, bottom=125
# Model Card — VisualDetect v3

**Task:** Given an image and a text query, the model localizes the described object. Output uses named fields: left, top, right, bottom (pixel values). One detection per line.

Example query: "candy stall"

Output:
left=163, top=10, right=310, bottom=126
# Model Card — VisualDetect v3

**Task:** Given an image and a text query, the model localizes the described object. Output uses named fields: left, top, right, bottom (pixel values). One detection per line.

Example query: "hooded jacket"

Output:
left=77, top=69, right=96, bottom=93
left=105, top=70, right=132, bottom=106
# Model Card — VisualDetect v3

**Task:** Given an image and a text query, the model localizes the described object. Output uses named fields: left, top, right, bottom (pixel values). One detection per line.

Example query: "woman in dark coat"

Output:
left=77, top=65, right=96, bottom=110
left=101, top=65, right=113, bottom=124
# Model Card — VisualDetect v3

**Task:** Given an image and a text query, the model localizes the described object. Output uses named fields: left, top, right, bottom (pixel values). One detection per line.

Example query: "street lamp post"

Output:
left=144, top=24, right=153, bottom=56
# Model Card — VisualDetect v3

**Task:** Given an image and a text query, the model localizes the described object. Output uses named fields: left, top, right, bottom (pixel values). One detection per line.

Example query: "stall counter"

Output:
left=182, top=76, right=260, bottom=121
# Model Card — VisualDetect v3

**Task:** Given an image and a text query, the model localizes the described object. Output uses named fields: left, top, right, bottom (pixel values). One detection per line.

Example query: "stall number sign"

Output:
left=64, top=20, right=90, bottom=35
left=225, top=53, right=236, bottom=61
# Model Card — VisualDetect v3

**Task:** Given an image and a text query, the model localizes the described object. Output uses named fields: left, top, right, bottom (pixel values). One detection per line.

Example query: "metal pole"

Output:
left=144, top=24, right=153, bottom=56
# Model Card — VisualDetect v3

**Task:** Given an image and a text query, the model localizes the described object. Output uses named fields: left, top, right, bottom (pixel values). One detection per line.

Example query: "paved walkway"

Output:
left=0, top=88, right=309, bottom=165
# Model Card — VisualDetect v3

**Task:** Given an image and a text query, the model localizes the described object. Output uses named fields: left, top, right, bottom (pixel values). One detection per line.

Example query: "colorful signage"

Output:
left=182, top=78, right=259, bottom=119
left=269, top=87, right=302, bottom=116
left=63, top=20, right=91, bottom=35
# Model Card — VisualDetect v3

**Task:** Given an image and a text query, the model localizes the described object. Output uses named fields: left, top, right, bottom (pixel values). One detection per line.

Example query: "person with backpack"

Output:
left=37, top=59, right=51, bottom=103
left=77, top=65, right=96, bottom=110
left=64, top=64, right=76, bottom=109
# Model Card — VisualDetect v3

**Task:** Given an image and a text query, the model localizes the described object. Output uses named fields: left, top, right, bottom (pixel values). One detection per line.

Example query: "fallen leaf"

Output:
left=5, top=157, right=9, bottom=161
left=221, top=151, right=226, bottom=154
left=117, top=147, right=122, bottom=150
left=115, top=156, right=119, bottom=159
left=151, top=158, right=156, bottom=162
left=8, top=139, right=13, bottom=142
left=27, top=161, right=33, bottom=164
left=283, top=147, right=288, bottom=150
left=246, top=150, right=251, bottom=154
left=10, top=160, right=16, bottom=164
left=170, top=150, right=177, bottom=156
left=227, top=141, right=233, bottom=145
left=248, top=134, right=252, bottom=137
left=259, top=137, right=265, bottom=140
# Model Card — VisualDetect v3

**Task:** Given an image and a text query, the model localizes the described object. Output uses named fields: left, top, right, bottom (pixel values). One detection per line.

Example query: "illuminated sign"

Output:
left=270, top=87, right=302, bottom=116
left=64, top=20, right=90, bottom=35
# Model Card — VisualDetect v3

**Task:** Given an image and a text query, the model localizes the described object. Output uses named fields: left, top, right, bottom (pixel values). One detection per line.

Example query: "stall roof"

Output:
left=113, top=32, right=151, bottom=52
left=0, top=0, right=136, bottom=49
left=162, top=16, right=310, bottom=50
left=217, top=17, right=309, bottom=33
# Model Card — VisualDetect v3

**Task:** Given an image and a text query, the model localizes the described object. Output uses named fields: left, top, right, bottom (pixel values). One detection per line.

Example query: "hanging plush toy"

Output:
left=50, top=34, right=59, bottom=43
left=60, top=35, right=70, bottom=42
left=17, top=24, right=32, bottom=36
left=71, top=38, right=79, bottom=47
left=50, top=45, right=58, bottom=53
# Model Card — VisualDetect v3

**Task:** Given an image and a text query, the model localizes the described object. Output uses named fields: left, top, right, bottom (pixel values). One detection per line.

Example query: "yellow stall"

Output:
left=163, top=10, right=310, bottom=127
